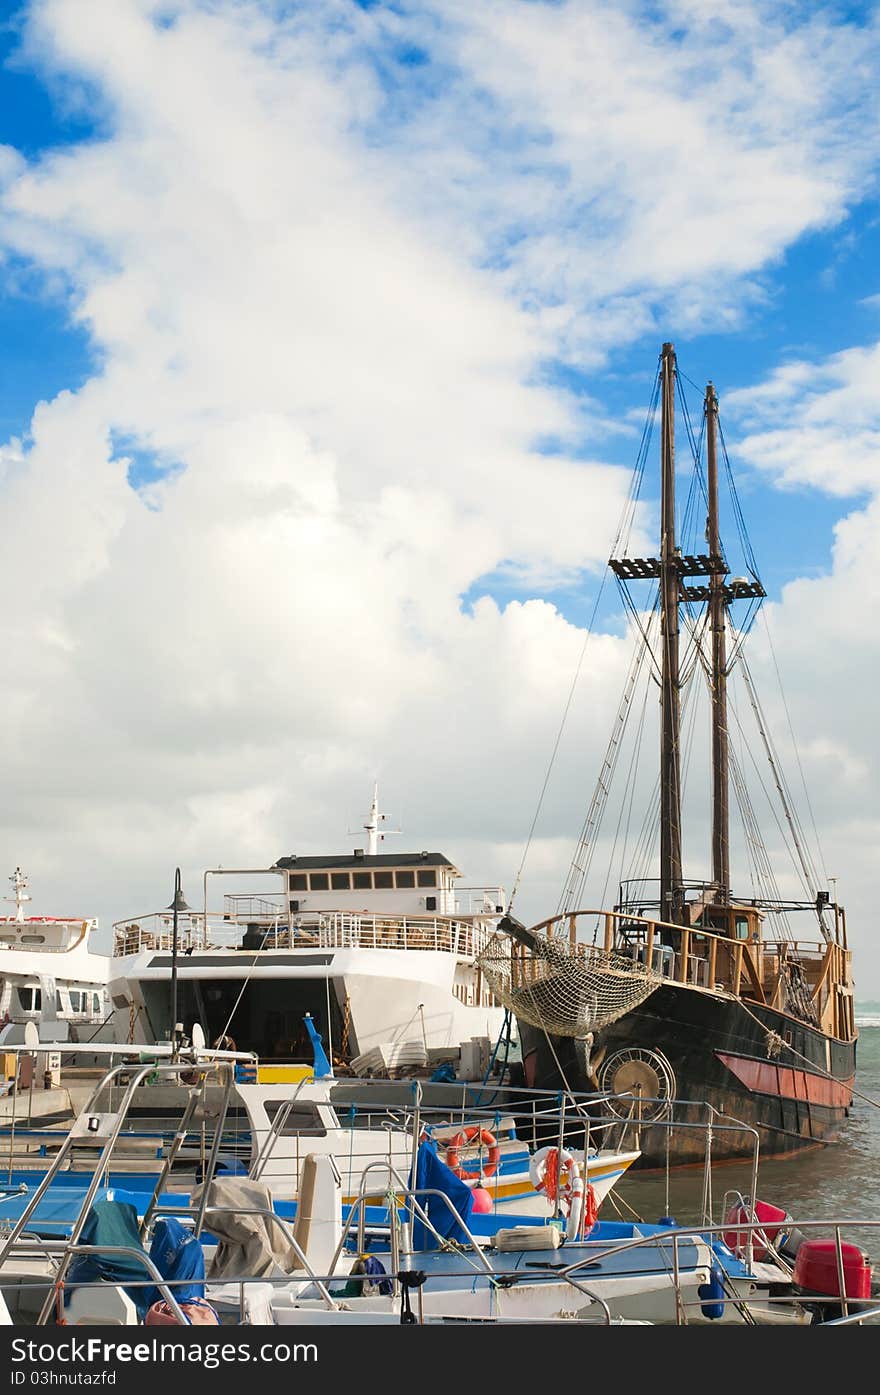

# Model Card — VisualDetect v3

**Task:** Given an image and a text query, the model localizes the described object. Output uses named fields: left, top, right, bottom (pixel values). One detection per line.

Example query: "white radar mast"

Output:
left=353, top=784, right=401, bottom=856
left=6, top=867, right=31, bottom=923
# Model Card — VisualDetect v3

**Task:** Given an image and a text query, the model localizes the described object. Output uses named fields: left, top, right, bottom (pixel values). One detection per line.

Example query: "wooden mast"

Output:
left=659, top=342, right=683, bottom=925
left=706, top=382, right=730, bottom=902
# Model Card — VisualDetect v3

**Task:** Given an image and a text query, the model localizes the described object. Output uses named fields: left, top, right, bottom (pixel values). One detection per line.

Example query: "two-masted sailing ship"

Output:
left=483, top=342, right=857, bottom=1167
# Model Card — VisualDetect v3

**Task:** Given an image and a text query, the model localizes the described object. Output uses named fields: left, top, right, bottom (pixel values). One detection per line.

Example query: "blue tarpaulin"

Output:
left=145, top=1216, right=206, bottom=1310
left=408, top=1140, right=474, bottom=1251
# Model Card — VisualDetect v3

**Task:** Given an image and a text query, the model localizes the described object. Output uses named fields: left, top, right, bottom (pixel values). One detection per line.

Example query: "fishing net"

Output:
left=477, top=931, right=661, bottom=1038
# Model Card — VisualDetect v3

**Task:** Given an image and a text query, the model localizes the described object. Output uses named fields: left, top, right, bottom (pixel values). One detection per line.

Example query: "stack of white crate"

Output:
left=349, top=1040, right=428, bottom=1077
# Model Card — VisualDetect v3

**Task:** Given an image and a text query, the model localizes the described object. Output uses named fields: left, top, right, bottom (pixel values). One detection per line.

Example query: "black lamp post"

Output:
left=167, top=869, right=190, bottom=1061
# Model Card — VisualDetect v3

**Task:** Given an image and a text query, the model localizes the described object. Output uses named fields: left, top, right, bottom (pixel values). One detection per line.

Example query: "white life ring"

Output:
left=529, top=1146, right=586, bottom=1240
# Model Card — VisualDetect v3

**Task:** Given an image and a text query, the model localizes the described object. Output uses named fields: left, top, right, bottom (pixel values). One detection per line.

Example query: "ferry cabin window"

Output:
left=734, top=917, right=750, bottom=940
left=352, top=871, right=372, bottom=890
left=264, top=1102, right=327, bottom=1137
left=331, top=872, right=351, bottom=890
left=309, top=873, right=330, bottom=891
left=395, top=870, right=415, bottom=888
left=417, top=870, right=437, bottom=888
left=289, top=874, right=308, bottom=892
left=69, top=991, right=83, bottom=1012
left=18, top=987, right=42, bottom=1011
left=92, top=994, right=102, bottom=1014
left=373, top=871, right=393, bottom=890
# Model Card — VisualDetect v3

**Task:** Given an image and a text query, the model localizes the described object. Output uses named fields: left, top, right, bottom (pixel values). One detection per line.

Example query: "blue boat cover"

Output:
left=65, top=1198, right=153, bottom=1318
left=408, top=1140, right=474, bottom=1251
left=145, top=1216, right=206, bottom=1309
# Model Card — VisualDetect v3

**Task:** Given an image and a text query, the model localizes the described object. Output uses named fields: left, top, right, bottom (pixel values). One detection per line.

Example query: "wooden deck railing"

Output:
left=522, top=908, right=854, bottom=1040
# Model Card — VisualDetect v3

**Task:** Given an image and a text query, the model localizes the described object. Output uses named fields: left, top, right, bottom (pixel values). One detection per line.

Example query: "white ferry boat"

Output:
left=108, top=791, right=507, bottom=1068
left=0, top=869, right=110, bottom=1046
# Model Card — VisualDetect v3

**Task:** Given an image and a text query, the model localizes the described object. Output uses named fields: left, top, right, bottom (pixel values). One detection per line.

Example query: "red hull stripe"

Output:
left=716, top=1053, right=853, bottom=1108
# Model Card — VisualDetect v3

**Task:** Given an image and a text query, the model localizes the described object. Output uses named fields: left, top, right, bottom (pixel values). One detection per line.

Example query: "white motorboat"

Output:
left=0, top=869, right=110, bottom=1051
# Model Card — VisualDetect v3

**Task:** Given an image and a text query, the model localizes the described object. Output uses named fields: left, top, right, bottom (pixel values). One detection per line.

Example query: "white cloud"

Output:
left=1, top=0, right=880, bottom=992
left=362, top=0, right=880, bottom=357
left=728, top=341, right=880, bottom=495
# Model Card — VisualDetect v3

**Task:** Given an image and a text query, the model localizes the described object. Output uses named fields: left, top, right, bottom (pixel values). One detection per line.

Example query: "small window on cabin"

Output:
left=734, top=917, right=750, bottom=940
left=93, top=994, right=102, bottom=1014
left=352, top=871, right=372, bottom=890
left=331, top=872, right=351, bottom=890
left=69, top=991, right=82, bottom=1012
left=417, top=870, right=437, bottom=888
left=264, top=1102, right=327, bottom=1137
left=19, top=987, right=42, bottom=1011
left=395, top=870, right=415, bottom=888
left=373, top=871, right=393, bottom=889
left=309, top=873, right=330, bottom=891
left=289, top=874, right=308, bottom=892
left=56, top=991, right=63, bottom=1012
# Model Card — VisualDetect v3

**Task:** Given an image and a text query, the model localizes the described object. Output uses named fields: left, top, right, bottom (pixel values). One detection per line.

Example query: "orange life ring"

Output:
left=445, top=1125, right=500, bottom=1180
left=582, top=1181, right=599, bottom=1234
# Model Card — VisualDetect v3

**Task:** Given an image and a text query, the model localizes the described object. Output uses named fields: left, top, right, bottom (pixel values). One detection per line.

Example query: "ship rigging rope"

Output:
left=737, top=655, right=829, bottom=937
left=681, top=608, right=791, bottom=931
left=682, top=602, right=823, bottom=938
left=559, top=358, right=698, bottom=918
left=676, top=371, right=708, bottom=530
left=615, top=582, right=663, bottom=685
left=760, top=609, right=829, bottom=888
left=611, top=628, right=705, bottom=921
left=727, top=682, right=795, bottom=939
left=505, top=563, right=610, bottom=917
left=616, top=356, right=662, bottom=559
left=609, top=640, right=700, bottom=917
left=728, top=739, right=783, bottom=927
left=557, top=616, right=656, bottom=917
left=611, top=668, right=652, bottom=908
left=717, top=417, right=765, bottom=653
left=511, top=361, right=664, bottom=917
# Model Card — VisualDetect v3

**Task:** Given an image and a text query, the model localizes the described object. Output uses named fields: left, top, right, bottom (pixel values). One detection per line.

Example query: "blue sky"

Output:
left=2, top=0, right=880, bottom=985
left=0, top=15, right=100, bottom=439
left=3, top=7, right=877, bottom=611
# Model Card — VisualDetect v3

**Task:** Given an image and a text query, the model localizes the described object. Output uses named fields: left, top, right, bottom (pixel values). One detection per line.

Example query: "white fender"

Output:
left=565, top=1168, right=585, bottom=1241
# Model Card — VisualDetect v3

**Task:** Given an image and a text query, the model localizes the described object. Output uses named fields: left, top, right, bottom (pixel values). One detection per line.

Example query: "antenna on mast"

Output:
left=348, top=784, right=401, bottom=856
left=6, top=868, right=31, bottom=923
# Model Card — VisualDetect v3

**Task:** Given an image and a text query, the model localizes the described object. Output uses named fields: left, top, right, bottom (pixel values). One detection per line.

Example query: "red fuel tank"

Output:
left=793, top=1240, right=872, bottom=1299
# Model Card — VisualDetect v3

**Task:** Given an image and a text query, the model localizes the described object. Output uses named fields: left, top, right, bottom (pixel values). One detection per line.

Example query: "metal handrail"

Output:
left=58, top=1243, right=190, bottom=1325
left=326, top=1160, right=495, bottom=1280
left=146, top=1202, right=338, bottom=1309
left=560, top=1215, right=880, bottom=1322
left=249, top=1076, right=314, bottom=1181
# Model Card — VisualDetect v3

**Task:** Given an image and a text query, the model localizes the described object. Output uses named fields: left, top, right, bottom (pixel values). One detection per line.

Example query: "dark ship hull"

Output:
left=519, top=981, right=856, bottom=1168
